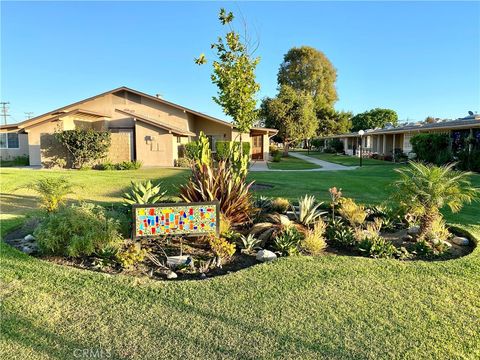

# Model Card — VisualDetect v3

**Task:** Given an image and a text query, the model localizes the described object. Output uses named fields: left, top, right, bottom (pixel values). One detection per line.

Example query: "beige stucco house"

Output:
left=322, top=114, right=480, bottom=160
left=0, top=87, right=277, bottom=167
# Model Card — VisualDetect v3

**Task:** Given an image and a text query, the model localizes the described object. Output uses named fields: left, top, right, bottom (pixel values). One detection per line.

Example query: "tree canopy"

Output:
left=277, top=46, right=338, bottom=109
left=351, top=108, right=398, bottom=132
left=260, top=85, right=317, bottom=154
left=316, top=107, right=352, bottom=137
left=195, top=8, right=260, bottom=136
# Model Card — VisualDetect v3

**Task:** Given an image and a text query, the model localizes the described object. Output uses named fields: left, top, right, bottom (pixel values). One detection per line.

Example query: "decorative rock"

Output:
left=407, top=226, right=420, bottom=235
left=256, top=249, right=277, bottom=262
left=166, top=271, right=178, bottom=279
left=24, top=234, right=35, bottom=242
left=452, top=236, right=469, bottom=246
left=199, top=273, right=207, bottom=279
left=22, top=246, right=35, bottom=255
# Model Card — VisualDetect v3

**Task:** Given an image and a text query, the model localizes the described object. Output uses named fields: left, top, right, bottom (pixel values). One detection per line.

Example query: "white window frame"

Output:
left=0, top=133, right=20, bottom=149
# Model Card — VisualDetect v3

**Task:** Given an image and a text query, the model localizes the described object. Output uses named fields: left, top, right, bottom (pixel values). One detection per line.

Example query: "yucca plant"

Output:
left=394, top=161, right=479, bottom=241
left=123, top=180, right=167, bottom=205
left=179, top=160, right=255, bottom=224
left=293, top=195, right=326, bottom=226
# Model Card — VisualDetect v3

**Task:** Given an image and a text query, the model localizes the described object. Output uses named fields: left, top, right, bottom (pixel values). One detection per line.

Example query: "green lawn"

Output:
left=1, top=167, right=480, bottom=359
left=267, top=155, right=321, bottom=170
left=305, top=151, right=396, bottom=166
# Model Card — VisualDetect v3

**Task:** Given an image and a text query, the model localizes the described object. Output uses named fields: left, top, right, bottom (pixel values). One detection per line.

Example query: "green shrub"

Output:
left=123, top=180, right=167, bottom=205
left=215, top=141, right=250, bottom=160
left=412, top=239, right=449, bottom=259
left=329, top=139, right=345, bottom=153
left=28, top=177, right=75, bottom=212
left=338, top=198, right=367, bottom=228
left=410, top=133, right=453, bottom=165
left=358, top=235, right=398, bottom=259
left=310, top=138, right=325, bottom=150
left=175, top=157, right=191, bottom=168
left=271, top=197, right=290, bottom=213
left=54, top=129, right=111, bottom=169
left=273, top=226, right=304, bottom=256
left=272, top=152, right=282, bottom=162
left=457, top=148, right=480, bottom=172
left=185, top=142, right=199, bottom=160
left=0, top=155, right=29, bottom=167
left=327, top=220, right=356, bottom=248
left=34, top=203, right=122, bottom=257
left=209, top=235, right=236, bottom=267
left=254, top=196, right=273, bottom=213
left=96, top=161, right=142, bottom=170
left=116, top=242, right=148, bottom=269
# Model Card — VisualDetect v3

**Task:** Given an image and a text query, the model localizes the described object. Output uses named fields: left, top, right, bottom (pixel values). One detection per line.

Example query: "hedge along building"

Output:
left=322, top=113, right=480, bottom=160
left=0, top=87, right=277, bottom=167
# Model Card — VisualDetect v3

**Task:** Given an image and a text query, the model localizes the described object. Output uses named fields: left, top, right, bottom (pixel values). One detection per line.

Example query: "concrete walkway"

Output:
left=249, top=152, right=357, bottom=172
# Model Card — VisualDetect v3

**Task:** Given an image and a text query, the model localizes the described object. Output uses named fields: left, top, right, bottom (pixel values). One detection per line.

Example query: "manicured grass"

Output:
left=306, top=152, right=396, bottom=166
left=267, top=155, right=321, bottom=170
left=1, top=167, right=480, bottom=359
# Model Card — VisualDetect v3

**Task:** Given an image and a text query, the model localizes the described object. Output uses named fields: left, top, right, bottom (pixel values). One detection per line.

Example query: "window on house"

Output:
left=7, top=133, right=19, bottom=148
left=0, top=133, right=19, bottom=149
left=206, top=135, right=218, bottom=152
left=177, top=136, right=182, bottom=144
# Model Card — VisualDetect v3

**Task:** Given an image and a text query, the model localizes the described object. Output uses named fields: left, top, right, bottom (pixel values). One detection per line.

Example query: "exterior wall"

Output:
left=26, top=121, right=62, bottom=166
left=135, top=122, right=173, bottom=167
left=0, top=133, right=29, bottom=160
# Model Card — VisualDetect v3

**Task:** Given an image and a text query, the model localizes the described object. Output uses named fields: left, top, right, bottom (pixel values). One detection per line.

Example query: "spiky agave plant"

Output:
left=294, top=195, right=327, bottom=226
left=394, top=161, right=479, bottom=240
left=123, top=180, right=167, bottom=205
left=178, top=160, right=255, bottom=224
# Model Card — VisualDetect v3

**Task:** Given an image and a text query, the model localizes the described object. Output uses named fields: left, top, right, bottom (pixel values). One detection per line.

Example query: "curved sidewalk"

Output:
left=250, top=152, right=357, bottom=172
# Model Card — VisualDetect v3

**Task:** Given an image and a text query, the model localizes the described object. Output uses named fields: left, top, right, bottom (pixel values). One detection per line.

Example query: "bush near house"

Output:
left=54, top=129, right=111, bottom=169
left=324, top=138, right=344, bottom=153
left=410, top=133, right=452, bottom=165
left=0, top=155, right=29, bottom=167
left=215, top=141, right=250, bottom=160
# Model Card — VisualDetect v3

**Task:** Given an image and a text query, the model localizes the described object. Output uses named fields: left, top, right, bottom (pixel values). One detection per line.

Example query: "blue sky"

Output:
left=1, top=1, right=479, bottom=124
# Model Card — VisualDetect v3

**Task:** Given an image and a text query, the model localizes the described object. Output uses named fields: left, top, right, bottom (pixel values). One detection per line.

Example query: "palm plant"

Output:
left=293, top=195, right=326, bottom=226
left=394, top=162, right=479, bottom=240
left=123, top=180, right=167, bottom=205
left=29, top=177, right=75, bottom=212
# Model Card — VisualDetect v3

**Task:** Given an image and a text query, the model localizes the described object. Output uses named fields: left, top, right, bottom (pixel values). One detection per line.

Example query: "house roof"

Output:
left=324, top=116, right=480, bottom=138
left=0, top=86, right=278, bottom=135
left=115, top=109, right=196, bottom=137
left=0, top=86, right=235, bottom=131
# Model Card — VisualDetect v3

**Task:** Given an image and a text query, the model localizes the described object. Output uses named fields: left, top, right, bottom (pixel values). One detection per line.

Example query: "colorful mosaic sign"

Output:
left=133, top=202, right=219, bottom=238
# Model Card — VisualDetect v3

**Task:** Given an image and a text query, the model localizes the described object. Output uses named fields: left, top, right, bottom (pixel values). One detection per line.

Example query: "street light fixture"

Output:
left=358, top=130, right=365, bottom=167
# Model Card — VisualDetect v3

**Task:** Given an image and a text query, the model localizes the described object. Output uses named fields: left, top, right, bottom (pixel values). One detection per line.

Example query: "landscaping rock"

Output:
left=166, top=271, right=178, bottom=279
left=22, top=246, right=35, bottom=255
left=407, top=226, right=420, bottom=235
left=452, top=236, right=469, bottom=246
left=24, top=234, right=35, bottom=242
left=256, top=249, right=277, bottom=262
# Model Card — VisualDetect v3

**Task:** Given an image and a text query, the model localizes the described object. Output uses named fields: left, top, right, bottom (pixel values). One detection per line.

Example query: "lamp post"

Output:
left=358, top=130, right=364, bottom=167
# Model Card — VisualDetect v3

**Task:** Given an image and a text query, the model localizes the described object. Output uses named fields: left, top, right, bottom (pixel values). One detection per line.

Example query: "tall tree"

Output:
left=277, top=46, right=338, bottom=109
left=351, top=108, right=398, bottom=132
left=316, top=107, right=352, bottom=136
left=195, top=8, right=260, bottom=155
left=260, top=85, right=317, bottom=155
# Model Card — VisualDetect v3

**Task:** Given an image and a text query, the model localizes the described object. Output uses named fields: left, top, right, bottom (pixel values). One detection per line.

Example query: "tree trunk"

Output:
left=418, top=208, right=439, bottom=241
left=283, top=141, right=289, bottom=156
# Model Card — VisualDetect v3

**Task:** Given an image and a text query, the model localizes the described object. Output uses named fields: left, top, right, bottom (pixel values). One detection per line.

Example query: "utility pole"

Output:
left=25, top=112, right=34, bottom=119
left=0, top=102, right=10, bottom=125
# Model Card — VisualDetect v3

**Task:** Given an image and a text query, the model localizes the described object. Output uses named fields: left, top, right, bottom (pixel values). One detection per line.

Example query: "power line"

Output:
left=0, top=102, right=10, bottom=125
